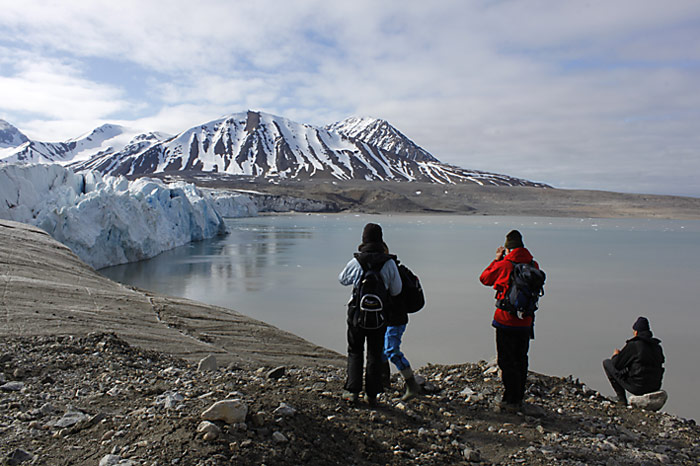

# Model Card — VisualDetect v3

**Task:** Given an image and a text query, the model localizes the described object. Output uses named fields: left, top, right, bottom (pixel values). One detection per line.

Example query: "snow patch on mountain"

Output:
left=0, top=164, right=257, bottom=269
left=0, top=119, right=30, bottom=150
left=0, top=124, right=171, bottom=166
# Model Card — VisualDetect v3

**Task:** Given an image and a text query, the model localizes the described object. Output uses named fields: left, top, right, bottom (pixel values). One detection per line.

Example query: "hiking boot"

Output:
left=400, top=367, right=421, bottom=401
left=497, top=400, right=519, bottom=414
left=341, top=390, right=359, bottom=403
left=365, top=393, right=378, bottom=407
left=519, top=402, right=545, bottom=418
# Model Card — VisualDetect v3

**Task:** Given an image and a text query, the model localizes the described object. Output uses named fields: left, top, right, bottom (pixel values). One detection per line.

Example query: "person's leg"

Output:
left=385, top=325, right=420, bottom=400
left=384, top=325, right=411, bottom=371
left=365, top=327, right=386, bottom=399
left=512, top=331, right=531, bottom=405
left=603, top=358, right=629, bottom=403
left=344, top=325, right=364, bottom=397
left=496, top=328, right=519, bottom=405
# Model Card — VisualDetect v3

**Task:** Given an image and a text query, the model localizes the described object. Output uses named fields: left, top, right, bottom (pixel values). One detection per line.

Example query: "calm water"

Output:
left=100, top=214, right=700, bottom=420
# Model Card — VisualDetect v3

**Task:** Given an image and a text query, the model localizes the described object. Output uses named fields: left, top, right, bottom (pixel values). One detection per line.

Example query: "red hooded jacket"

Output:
left=480, top=247, right=538, bottom=329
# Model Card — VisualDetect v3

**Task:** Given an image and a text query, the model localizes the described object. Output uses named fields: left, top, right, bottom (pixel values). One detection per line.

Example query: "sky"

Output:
left=1, top=0, right=699, bottom=197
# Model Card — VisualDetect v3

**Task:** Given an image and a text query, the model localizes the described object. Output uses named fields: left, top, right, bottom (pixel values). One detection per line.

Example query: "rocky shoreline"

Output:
left=2, top=333, right=698, bottom=466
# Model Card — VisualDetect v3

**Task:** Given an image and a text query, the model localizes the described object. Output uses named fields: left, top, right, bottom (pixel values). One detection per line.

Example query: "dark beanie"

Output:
left=362, top=223, right=383, bottom=244
left=504, top=230, right=524, bottom=249
left=633, top=316, right=650, bottom=332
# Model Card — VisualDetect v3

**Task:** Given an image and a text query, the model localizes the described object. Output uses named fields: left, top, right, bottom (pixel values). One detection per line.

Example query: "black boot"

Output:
left=400, top=367, right=421, bottom=401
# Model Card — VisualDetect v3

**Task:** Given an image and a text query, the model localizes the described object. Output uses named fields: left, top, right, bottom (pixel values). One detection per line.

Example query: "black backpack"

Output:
left=396, top=263, right=425, bottom=314
left=497, top=261, right=546, bottom=319
left=350, top=260, right=392, bottom=329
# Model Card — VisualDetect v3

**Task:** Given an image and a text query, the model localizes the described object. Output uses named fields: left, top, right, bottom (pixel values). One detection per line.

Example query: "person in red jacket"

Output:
left=480, top=230, right=543, bottom=416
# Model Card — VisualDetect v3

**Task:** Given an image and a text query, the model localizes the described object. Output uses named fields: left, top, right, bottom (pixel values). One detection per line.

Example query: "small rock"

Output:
left=629, top=390, right=668, bottom=412
left=198, top=354, right=218, bottom=372
left=39, top=402, right=57, bottom=416
left=12, top=367, right=26, bottom=378
left=272, top=431, right=288, bottom=443
left=0, top=373, right=5, bottom=383
left=266, top=366, right=286, bottom=379
left=249, top=411, right=267, bottom=427
left=463, top=447, right=481, bottom=462
left=99, top=454, right=123, bottom=466
left=156, top=391, right=184, bottom=409
left=6, top=448, right=34, bottom=465
left=201, top=399, right=248, bottom=424
left=273, top=402, right=296, bottom=417
left=55, top=408, right=89, bottom=428
left=0, top=381, right=24, bottom=392
left=197, top=421, right=221, bottom=437
left=101, top=430, right=116, bottom=441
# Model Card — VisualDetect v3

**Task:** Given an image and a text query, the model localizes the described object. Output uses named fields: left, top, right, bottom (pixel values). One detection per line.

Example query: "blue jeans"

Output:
left=384, top=325, right=411, bottom=371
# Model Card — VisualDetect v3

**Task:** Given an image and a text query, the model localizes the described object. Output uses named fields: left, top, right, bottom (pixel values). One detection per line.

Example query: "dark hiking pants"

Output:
left=346, top=325, right=386, bottom=396
left=603, top=358, right=646, bottom=403
left=496, top=328, right=531, bottom=405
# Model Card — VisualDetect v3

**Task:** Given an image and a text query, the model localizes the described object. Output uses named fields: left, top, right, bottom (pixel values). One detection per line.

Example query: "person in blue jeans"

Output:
left=382, top=246, right=421, bottom=402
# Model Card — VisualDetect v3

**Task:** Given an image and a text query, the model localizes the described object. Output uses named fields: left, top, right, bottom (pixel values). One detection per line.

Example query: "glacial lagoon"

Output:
left=100, top=214, right=700, bottom=421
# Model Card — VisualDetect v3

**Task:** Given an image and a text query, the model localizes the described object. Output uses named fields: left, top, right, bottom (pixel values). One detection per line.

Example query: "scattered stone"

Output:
left=6, top=448, right=34, bottom=465
left=54, top=408, right=89, bottom=428
left=197, top=354, right=218, bottom=372
left=155, top=391, right=184, bottom=409
left=98, top=454, right=135, bottom=466
left=266, top=366, right=286, bottom=379
left=463, top=446, right=481, bottom=462
left=197, top=420, right=221, bottom=437
left=273, top=402, right=296, bottom=417
left=272, top=431, right=288, bottom=443
left=629, top=390, right=668, bottom=412
left=0, top=381, right=24, bottom=392
left=201, top=399, right=248, bottom=424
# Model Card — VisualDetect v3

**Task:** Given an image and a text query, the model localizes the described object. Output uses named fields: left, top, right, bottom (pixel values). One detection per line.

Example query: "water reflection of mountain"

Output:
left=100, top=220, right=315, bottom=294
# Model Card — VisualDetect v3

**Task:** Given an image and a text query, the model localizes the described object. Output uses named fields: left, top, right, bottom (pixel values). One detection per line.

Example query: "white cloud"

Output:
left=1, top=0, right=699, bottom=195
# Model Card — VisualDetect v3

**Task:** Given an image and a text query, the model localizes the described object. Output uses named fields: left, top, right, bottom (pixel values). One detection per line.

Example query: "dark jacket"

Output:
left=339, top=247, right=400, bottom=327
left=612, top=330, right=665, bottom=393
left=480, top=247, right=538, bottom=330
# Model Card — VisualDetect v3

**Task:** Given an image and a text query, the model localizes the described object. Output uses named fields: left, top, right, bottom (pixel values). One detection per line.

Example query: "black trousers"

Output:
left=345, top=325, right=386, bottom=396
left=603, top=358, right=646, bottom=402
left=496, top=328, right=531, bottom=404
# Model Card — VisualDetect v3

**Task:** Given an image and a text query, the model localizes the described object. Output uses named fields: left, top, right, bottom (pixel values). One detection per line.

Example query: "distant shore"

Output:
left=152, top=174, right=700, bottom=220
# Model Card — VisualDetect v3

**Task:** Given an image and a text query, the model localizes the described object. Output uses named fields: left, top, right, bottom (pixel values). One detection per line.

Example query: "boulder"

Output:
left=197, top=354, right=218, bottom=372
left=201, top=400, right=248, bottom=424
left=629, top=390, right=668, bottom=412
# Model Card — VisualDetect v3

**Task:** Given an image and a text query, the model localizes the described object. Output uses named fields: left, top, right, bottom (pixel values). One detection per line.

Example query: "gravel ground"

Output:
left=2, top=333, right=698, bottom=466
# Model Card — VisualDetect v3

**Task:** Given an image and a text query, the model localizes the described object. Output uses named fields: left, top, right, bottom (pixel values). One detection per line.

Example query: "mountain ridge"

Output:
left=0, top=111, right=548, bottom=187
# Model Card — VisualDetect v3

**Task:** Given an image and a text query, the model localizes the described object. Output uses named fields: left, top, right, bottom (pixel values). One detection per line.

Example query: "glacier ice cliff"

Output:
left=0, top=164, right=257, bottom=269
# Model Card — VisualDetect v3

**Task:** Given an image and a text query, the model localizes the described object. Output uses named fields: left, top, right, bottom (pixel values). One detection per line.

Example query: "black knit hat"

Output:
left=504, top=230, right=524, bottom=249
left=633, top=316, right=650, bottom=332
left=362, top=223, right=383, bottom=244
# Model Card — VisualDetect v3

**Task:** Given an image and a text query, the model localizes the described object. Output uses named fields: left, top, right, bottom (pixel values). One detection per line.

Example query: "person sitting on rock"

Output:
left=603, top=316, right=665, bottom=405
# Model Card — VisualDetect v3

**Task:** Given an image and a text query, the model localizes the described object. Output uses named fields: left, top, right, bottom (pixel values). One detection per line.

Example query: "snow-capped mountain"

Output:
left=327, top=116, right=438, bottom=163
left=2, top=111, right=548, bottom=187
left=72, top=111, right=546, bottom=187
left=0, top=123, right=170, bottom=166
left=0, top=119, right=30, bottom=149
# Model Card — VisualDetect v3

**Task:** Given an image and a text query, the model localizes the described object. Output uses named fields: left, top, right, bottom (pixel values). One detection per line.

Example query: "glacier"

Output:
left=0, top=164, right=257, bottom=269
